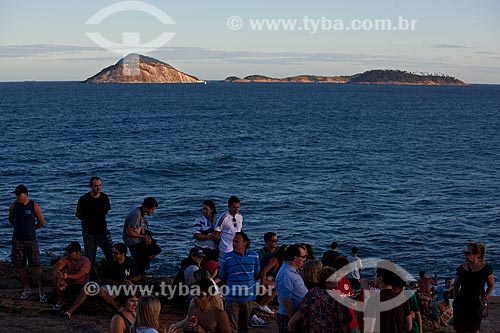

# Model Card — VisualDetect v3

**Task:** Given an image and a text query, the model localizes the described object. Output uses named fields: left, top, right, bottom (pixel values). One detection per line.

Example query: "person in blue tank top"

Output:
left=8, top=184, right=47, bottom=303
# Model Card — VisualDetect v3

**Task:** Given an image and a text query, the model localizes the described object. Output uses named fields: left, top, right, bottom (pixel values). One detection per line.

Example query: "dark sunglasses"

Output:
left=464, top=251, right=473, bottom=255
left=268, top=239, right=278, bottom=243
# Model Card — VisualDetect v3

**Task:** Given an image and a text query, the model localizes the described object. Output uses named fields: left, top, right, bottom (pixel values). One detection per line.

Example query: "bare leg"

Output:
left=18, top=267, right=30, bottom=291
left=33, top=266, right=43, bottom=295
left=67, top=292, right=89, bottom=315
left=99, top=288, right=119, bottom=309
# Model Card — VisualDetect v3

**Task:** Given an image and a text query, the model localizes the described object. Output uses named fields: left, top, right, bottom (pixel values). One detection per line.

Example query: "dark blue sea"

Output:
left=0, top=82, right=498, bottom=293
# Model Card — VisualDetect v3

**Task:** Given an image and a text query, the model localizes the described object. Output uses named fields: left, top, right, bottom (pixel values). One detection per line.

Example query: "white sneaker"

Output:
left=257, top=305, right=274, bottom=314
left=251, top=314, right=266, bottom=327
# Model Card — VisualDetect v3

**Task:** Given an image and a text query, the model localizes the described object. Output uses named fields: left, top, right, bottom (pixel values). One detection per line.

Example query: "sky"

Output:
left=0, top=0, right=499, bottom=83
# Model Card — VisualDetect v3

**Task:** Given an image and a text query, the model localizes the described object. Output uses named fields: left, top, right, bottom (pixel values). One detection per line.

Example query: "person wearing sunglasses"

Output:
left=214, top=196, right=242, bottom=258
left=453, top=243, right=494, bottom=333
left=275, top=244, right=308, bottom=333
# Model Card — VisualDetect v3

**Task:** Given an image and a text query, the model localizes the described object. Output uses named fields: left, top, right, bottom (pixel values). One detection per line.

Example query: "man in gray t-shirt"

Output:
left=122, top=197, right=160, bottom=273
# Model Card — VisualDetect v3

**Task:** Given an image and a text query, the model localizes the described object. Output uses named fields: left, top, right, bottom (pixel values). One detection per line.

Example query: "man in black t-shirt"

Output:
left=321, top=241, right=340, bottom=268
left=99, top=243, right=141, bottom=308
left=75, top=176, right=113, bottom=267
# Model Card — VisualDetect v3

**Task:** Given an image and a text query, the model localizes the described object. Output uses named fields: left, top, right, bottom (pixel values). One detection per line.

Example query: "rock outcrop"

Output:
left=225, top=74, right=348, bottom=83
left=83, top=53, right=204, bottom=84
left=224, top=70, right=468, bottom=86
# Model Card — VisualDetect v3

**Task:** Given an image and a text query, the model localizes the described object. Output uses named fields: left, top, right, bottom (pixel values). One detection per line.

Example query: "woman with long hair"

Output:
left=192, top=200, right=219, bottom=262
left=453, top=243, right=494, bottom=333
left=302, top=260, right=323, bottom=290
left=132, top=296, right=161, bottom=333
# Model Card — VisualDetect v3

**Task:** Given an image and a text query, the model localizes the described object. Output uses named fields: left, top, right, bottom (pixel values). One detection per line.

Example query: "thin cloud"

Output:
left=432, top=44, right=468, bottom=49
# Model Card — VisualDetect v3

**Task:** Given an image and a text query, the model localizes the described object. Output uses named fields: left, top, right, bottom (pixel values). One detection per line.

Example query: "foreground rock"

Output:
left=1, top=263, right=497, bottom=332
left=83, top=53, right=204, bottom=84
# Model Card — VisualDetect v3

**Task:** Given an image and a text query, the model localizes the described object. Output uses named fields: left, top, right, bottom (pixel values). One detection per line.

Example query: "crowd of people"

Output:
left=8, top=179, right=495, bottom=332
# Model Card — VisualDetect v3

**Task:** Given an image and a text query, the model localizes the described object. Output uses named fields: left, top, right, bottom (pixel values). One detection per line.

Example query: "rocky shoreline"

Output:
left=0, top=262, right=497, bottom=332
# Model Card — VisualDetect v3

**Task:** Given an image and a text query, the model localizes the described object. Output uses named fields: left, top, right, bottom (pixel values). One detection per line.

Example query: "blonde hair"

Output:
left=468, top=243, right=487, bottom=264
left=302, top=260, right=323, bottom=284
left=190, top=269, right=210, bottom=285
left=133, top=296, right=161, bottom=332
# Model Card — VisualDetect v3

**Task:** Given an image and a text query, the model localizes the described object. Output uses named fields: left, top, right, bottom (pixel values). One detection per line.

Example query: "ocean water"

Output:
left=0, top=82, right=498, bottom=293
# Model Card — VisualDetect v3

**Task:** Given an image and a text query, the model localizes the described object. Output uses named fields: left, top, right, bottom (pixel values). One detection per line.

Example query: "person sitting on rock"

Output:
left=99, top=242, right=141, bottom=309
left=52, top=241, right=92, bottom=319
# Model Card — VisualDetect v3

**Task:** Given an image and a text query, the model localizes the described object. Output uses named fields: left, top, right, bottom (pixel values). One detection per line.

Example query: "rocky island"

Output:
left=83, top=53, right=204, bottom=84
left=225, top=70, right=468, bottom=86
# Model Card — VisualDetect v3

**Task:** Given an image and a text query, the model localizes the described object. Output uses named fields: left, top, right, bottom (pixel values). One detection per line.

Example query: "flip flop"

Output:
left=20, top=290, right=32, bottom=300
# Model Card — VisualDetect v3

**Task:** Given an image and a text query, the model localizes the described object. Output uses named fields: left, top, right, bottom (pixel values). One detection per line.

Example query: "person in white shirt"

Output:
left=214, top=196, right=242, bottom=258
left=346, top=246, right=362, bottom=290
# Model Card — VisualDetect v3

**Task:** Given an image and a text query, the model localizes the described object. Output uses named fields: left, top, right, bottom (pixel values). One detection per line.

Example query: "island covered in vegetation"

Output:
left=224, top=69, right=468, bottom=86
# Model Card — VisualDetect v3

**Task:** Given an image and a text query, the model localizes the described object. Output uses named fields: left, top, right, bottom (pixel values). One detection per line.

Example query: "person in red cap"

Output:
left=9, top=184, right=46, bottom=303
left=204, top=261, right=222, bottom=297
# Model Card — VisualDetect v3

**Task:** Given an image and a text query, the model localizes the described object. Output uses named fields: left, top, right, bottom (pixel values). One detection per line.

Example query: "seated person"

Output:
left=256, top=244, right=288, bottom=315
left=110, top=291, right=139, bottom=333
left=52, top=241, right=92, bottom=319
left=437, top=291, right=454, bottom=327
left=169, top=278, right=231, bottom=333
left=99, top=242, right=141, bottom=308
left=171, top=248, right=205, bottom=301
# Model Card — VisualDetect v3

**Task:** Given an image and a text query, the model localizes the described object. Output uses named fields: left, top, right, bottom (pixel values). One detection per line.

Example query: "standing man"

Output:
left=321, top=241, right=340, bottom=268
left=214, top=195, right=242, bottom=258
left=9, top=185, right=47, bottom=302
left=219, top=232, right=260, bottom=333
left=364, top=264, right=412, bottom=333
left=275, top=245, right=308, bottom=333
left=346, top=246, right=363, bottom=290
left=75, top=176, right=113, bottom=266
left=122, top=197, right=161, bottom=275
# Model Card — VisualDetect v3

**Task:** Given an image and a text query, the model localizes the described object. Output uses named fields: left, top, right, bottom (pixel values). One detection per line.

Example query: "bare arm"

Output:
left=170, top=300, right=195, bottom=329
left=282, top=298, right=295, bottom=318
left=415, top=311, right=423, bottom=333
left=404, top=313, right=413, bottom=331
left=126, top=225, right=147, bottom=239
left=484, top=274, right=495, bottom=301
left=34, top=202, right=45, bottom=230
left=431, top=273, right=438, bottom=286
left=110, top=314, right=126, bottom=333
left=287, top=310, right=304, bottom=332
left=193, top=233, right=216, bottom=241
left=75, top=209, right=84, bottom=220
left=66, top=260, right=91, bottom=281
left=260, top=257, right=278, bottom=281
left=453, top=275, right=461, bottom=299
left=212, top=230, right=221, bottom=242
left=216, top=310, right=232, bottom=333
left=8, top=204, right=14, bottom=225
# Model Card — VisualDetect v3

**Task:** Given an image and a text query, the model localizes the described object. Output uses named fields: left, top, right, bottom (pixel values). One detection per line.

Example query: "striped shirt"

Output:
left=219, top=250, right=260, bottom=302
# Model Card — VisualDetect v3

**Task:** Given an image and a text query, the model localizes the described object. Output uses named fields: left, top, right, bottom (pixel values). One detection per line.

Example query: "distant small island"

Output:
left=225, top=70, right=468, bottom=86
